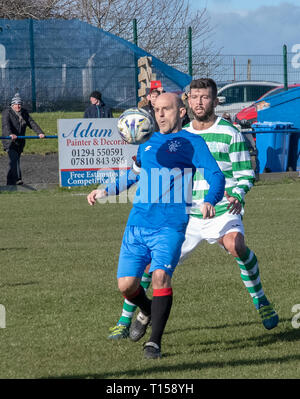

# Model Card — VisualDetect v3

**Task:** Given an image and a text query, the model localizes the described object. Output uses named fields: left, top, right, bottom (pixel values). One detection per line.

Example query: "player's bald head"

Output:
left=155, top=92, right=183, bottom=109
left=154, top=92, right=186, bottom=134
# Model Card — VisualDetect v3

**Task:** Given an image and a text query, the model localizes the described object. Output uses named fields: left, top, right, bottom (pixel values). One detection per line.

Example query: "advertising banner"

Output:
left=58, top=119, right=137, bottom=187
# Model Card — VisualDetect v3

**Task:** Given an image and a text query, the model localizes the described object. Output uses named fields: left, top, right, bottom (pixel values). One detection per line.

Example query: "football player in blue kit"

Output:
left=87, top=93, right=225, bottom=359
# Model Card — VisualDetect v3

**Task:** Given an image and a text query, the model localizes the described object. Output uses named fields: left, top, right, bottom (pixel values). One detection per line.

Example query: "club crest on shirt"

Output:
left=208, top=142, right=218, bottom=153
left=168, top=140, right=182, bottom=153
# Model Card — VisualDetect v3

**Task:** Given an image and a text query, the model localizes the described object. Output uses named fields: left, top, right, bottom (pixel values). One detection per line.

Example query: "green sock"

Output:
left=117, top=272, right=152, bottom=326
left=235, top=248, right=267, bottom=307
left=141, top=271, right=152, bottom=291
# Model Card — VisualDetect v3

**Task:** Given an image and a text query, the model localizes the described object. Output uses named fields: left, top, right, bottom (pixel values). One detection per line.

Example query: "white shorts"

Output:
left=179, top=212, right=244, bottom=264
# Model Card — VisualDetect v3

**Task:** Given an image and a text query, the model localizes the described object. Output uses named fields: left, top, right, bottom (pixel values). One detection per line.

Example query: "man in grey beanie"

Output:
left=2, top=92, right=45, bottom=185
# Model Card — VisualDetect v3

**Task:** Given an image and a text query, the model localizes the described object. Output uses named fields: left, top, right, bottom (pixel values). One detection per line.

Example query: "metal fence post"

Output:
left=133, top=19, right=139, bottom=106
left=233, top=57, right=236, bottom=81
left=188, top=27, right=193, bottom=77
left=29, top=19, right=37, bottom=112
left=283, top=44, right=288, bottom=90
left=247, top=59, right=251, bottom=80
left=133, top=19, right=138, bottom=46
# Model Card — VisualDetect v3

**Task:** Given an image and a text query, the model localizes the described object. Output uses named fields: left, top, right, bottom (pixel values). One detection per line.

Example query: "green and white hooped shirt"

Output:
left=184, top=117, right=255, bottom=218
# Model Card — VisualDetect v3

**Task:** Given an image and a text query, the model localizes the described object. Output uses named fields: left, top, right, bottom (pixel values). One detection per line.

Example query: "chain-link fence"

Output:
left=0, top=18, right=298, bottom=113
left=194, top=53, right=300, bottom=85
left=171, top=52, right=300, bottom=87
left=0, top=19, right=190, bottom=113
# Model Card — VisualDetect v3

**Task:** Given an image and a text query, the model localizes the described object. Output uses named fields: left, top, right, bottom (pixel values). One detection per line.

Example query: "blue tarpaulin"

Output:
left=0, top=19, right=192, bottom=111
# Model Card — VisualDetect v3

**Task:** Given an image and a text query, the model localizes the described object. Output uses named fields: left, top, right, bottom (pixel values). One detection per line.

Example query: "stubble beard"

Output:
left=192, top=105, right=215, bottom=122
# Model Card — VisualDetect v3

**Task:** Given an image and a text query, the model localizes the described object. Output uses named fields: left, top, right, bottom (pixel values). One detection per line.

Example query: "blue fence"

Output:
left=0, top=19, right=191, bottom=112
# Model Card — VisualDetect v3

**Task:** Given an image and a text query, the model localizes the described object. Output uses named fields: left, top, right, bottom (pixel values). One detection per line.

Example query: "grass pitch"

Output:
left=0, top=179, right=299, bottom=379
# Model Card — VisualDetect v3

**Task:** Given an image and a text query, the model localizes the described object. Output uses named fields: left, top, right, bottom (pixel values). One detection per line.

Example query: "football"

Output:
left=117, top=108, right=155, bottom=144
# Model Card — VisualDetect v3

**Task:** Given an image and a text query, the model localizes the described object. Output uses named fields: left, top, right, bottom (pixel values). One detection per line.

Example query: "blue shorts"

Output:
left=117, top=225, right=185, bottom=279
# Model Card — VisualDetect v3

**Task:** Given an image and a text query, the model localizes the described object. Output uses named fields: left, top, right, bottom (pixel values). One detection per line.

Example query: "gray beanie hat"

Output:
left=11, top=92, right=22, bottom=105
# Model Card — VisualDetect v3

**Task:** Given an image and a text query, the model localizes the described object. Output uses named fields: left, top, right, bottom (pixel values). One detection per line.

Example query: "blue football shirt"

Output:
left=107, top=129, right=225, bottom=232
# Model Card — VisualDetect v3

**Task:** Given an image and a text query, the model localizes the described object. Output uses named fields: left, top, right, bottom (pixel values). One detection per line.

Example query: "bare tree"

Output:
left=72, top=0, right=222, bottom=76
left=0, top=0, right=75, bottom=20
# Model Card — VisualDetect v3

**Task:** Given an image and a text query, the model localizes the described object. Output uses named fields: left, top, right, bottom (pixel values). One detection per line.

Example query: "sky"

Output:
left=190, top=0, right=300, bottom=55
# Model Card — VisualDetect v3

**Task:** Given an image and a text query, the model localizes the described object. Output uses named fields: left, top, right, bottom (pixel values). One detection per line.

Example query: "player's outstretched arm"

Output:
left=87, top=164, right=140, bottom=206
left=87, top=189, right=107, bottom=206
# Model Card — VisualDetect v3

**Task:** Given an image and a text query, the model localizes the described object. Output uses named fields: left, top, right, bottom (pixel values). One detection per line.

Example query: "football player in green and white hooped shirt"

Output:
left=179, top=78, right=278, bottom=329
left=108, top=78, right=279, bottom=341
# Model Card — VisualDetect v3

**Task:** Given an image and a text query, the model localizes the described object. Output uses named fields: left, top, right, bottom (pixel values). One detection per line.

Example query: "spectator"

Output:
left=83, top=91, right=113, bottom=118
left=2, top=92, right=45, bottom=186
left=181, top=84, right=193, bottom=127
left=141, top=87, right=164, bottom=131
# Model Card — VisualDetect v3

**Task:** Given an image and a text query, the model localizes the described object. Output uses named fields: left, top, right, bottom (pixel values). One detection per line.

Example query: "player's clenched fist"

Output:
left=87, top=189, right=107, bottom=205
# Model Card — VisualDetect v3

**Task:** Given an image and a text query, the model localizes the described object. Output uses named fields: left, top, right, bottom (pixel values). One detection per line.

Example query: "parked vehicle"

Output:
left=216, top=80, right=280, bottom=119
left=234, top=83, right=300, bottom=126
